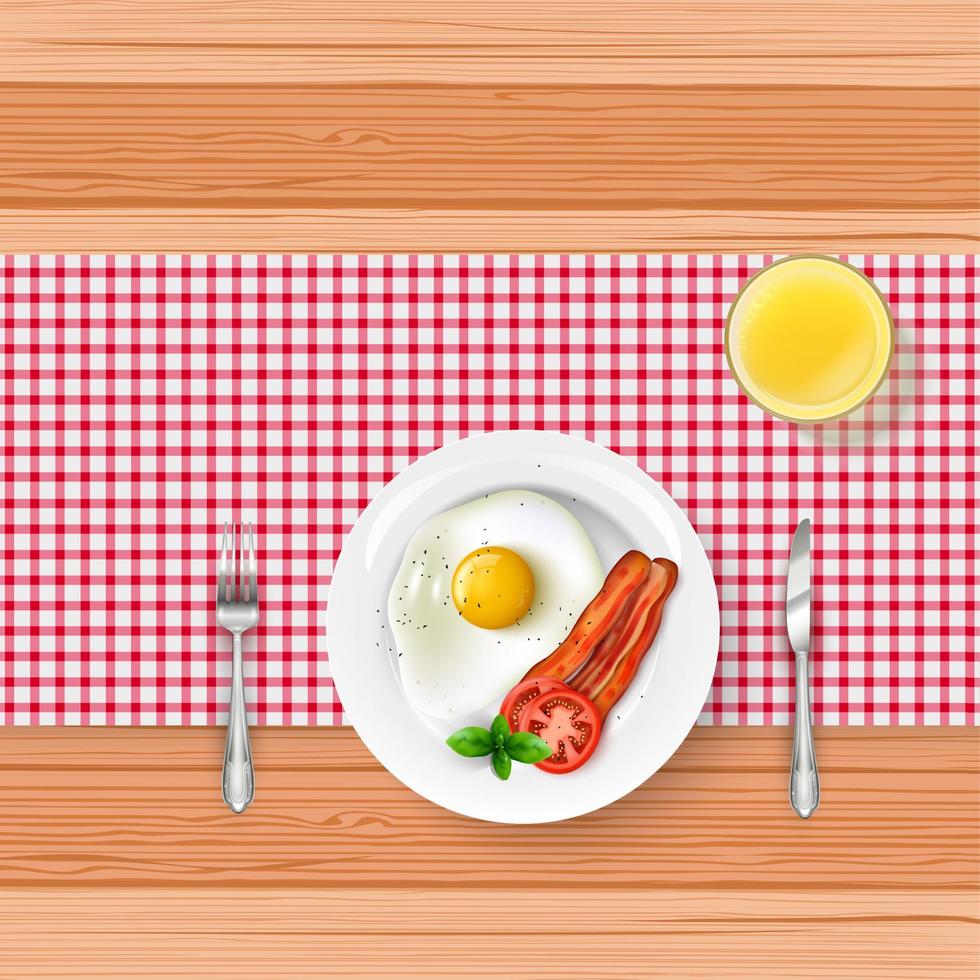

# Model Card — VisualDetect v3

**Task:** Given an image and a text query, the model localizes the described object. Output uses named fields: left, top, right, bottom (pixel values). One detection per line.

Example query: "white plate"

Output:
left=327, top=431, right=719, bottom=824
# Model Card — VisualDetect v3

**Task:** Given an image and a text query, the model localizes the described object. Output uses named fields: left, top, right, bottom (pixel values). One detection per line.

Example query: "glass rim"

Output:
left=723, top=253, right=896, bottom=425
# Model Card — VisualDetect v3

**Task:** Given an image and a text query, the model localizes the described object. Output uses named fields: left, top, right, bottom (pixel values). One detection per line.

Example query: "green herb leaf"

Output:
left=490, top=713, right=510, bottom=746
left=505, top=731, right=553, bottom=764
left=492, top=747, right=512, bottom=781
left=446, top=726, right=494, bottom=757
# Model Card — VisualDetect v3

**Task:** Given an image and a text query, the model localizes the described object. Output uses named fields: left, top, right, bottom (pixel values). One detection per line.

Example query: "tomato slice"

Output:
left=500, top=676, right=574, bottom=734
left=518, top=688, right=601, bottom=774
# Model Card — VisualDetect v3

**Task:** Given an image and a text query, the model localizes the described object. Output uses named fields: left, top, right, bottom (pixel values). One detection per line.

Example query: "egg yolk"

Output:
left=451, top=546, right=535, bottom=630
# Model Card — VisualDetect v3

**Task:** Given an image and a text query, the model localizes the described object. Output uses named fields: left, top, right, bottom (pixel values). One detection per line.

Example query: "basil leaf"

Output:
left=491, top=747, right=512, bottom=781
left=446, top=727, right=493, bottom=757
left=505, top=731, right=553, bottom=764
left=490, top=713, right=510, bottom=746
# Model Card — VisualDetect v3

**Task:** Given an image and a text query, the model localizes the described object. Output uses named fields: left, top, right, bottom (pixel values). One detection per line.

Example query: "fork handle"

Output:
left=222, top=632, right=254, bottom=813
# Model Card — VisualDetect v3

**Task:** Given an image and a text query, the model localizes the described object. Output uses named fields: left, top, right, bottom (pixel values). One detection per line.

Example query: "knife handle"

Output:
left=790, top=652, right=820, bottom=819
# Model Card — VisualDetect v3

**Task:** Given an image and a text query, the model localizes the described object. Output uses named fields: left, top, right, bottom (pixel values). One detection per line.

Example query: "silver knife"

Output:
left=786, top=518, right=819, bottom=818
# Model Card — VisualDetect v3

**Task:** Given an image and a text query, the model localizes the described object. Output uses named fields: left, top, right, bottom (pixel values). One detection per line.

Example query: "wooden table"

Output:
left=1, top=0, right=977, bottom=252
left=0, top=729, right=977, bottom=977
left=1, top=2, right=978, bottom=976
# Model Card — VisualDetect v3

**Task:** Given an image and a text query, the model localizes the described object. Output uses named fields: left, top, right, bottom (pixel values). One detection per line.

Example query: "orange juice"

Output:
left=725, top=256, right=893, bottom=422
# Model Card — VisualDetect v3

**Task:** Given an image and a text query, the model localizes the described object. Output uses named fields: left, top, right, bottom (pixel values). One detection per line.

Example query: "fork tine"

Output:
left=239, top=522, right=248, bottom=603
left=236, top=523, right=243, bottom=602
left=231, top=524, right=238, bottom=601
left=217, top=523, right=228, bottom=604
left=248, top=524, right=257, bottom=603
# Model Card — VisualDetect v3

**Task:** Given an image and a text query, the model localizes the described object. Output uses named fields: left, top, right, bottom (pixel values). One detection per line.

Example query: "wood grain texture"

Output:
left=2, top=0, right=978, bottom=86
left=0, top=1, right=977, bottom=250
left=0, top=728, right=976, bottom=888
left=0, top=727, right=977, bottom=978
left=2, top=84, right=975, bottom=210
left=0, top=888, right=975, bottom=978
left=1, top=208, right=978, bottom=253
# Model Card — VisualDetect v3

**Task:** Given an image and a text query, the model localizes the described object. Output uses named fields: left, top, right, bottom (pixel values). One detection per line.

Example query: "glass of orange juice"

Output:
left=725, top=255, right=894, bottom=423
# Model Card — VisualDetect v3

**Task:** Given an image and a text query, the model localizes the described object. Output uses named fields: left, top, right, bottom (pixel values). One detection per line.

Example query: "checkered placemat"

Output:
left=0, top=255, right=975, bottom=726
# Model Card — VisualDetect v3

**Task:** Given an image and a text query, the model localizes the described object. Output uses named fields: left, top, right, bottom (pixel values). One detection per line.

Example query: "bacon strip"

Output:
left=589, top=558, right=679, bottom=720
left=570, top=560, right=669, bottom=696
left=521, top=550, right=651, bottom=683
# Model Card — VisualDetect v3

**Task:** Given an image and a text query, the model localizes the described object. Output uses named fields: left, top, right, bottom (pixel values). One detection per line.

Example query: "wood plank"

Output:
left=0, top=728, right=976, bottom=888
left=1, top=3, right=976, bottom=250
left=0, top=887, right=976, bottom=978
left=1, top=208, right=977, bottom=253
left=2, top=0, right=977, bottom=86
left=1, top=85, right=975, bottom=212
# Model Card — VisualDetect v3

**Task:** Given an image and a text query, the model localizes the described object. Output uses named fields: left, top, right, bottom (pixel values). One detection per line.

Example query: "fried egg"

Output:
left=388, top=490, right=603, bottom=720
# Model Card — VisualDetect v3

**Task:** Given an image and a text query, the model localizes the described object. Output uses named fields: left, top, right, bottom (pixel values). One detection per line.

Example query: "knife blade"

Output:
left=786, top=518, right=819, bottom=819
left=786, top=519, right=811, bottom=654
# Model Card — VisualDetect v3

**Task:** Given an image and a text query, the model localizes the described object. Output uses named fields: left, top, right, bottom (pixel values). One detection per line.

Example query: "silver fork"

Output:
left=217, top=523, right=258, bottom=813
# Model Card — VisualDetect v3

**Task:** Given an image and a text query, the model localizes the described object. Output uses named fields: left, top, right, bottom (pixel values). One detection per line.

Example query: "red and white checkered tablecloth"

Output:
left=0, top=254, right=975, bottom=727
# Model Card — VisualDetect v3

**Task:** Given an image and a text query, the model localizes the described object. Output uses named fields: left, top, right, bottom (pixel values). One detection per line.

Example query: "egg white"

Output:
left=388, top=490, right=603, bottom=720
